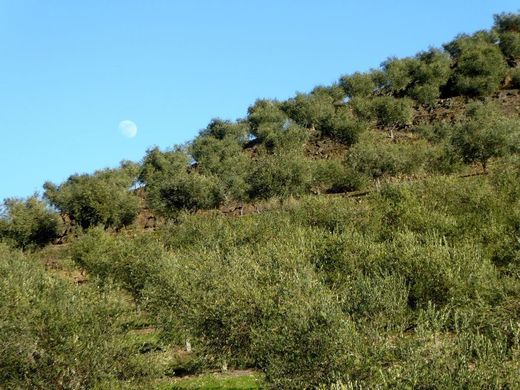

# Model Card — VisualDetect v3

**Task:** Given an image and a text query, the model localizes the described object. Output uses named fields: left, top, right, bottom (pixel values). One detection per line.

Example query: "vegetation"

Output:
left=0, top=196, right=61, bottom=249
left=43, top=161, right=140, bottom=230
left=3, top=11, right=520, bottom=389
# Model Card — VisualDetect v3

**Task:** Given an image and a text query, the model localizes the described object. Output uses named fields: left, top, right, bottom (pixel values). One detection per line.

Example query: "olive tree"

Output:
left=44, top=162, right=140, bottom=230
left=494, top=12, right=520, bottom=65
left=444, top=32, right=507, bottom=97
left=0, top=196, right=61, bottom=249
left=450, top=102, right=511, bottom=171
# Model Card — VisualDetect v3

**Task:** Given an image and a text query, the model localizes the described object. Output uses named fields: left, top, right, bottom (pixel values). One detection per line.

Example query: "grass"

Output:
left=168, top=371, right=264, bottom=390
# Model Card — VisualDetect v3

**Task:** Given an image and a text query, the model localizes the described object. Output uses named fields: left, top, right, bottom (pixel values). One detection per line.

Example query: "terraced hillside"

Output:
left=2, top=11, right=520, bottom=390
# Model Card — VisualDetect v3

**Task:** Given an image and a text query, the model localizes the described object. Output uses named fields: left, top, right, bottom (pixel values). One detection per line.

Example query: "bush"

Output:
left=0, top=196, right=61, bottom=249
left=145, top=233, right=358, bottom=389
left=339, top=71, right=380, bottom=98
left=148, top=172, right=223, bottom=217
left=190, top=133, right=250, bottom=201
left=261, top=123, right=309, bottom=153
left=450, top=102, right=512, bottom=170
left=371, top=96, right=414, bottom=128
left=408, top=49, right=452, bottom=104
left=345, top=132, right=429, bottom=179
left=198, top=118, right=249, bottom=142
left=44, top=162, right=139, bottom=230
left=323, top=107, right=367, bottom=144
left=70, top=228, right=166, bottom=302
left=140, top=147, right=223, bottom=217
left=494, top=12, right=520, bottom=65
left=445, top=32, right=508, bottom=97
left=510, top=67, right=520, bottom=88
left=247, top=153, right=312, bottom=199
left=281, top=90, right=336, bottom=132
left=0, top=244, right=129, bottom=388
left=312, top=159, right=365, bottom=193
left=247, top=99, right=288, bottom=141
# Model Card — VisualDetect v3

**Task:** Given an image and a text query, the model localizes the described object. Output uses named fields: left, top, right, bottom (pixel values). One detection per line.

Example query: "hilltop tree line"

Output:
left=2, top=12, right=520, bottom=248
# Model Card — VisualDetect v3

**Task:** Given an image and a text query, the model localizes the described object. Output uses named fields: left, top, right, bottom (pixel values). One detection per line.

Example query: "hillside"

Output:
left=1, top=11, right=520, bottom=389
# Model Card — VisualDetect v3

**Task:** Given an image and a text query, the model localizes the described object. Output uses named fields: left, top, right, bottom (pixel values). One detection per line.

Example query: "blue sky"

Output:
left=1, top=1, right=519, bottom=201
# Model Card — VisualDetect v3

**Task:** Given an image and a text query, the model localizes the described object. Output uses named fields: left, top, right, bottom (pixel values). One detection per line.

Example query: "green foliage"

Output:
left=281, top=89, right=336, bottom=133
left=382, top=57, right=419, bottom=94
left=145, top=228, right=358, bottom=389
left=324, top=106, right=367, bottom=144
left=247, top=153, right=312, bottom=199
left=198, top=118, right=249, bottom=142
left=70, top=228, right=166, bottom=302
left=382, top=50, right=452, bottom=104
left=149, top=172, right=223, bottom=216
left=140, top=148, right=223, bottom=217
left=312, top=159, right=365, bottom=193
left=44, top=162, right=139, bottom=230
left=260, top=122, right=309, bottom=153
left=450, top=102, right=514, bottom=169
left=247, top=99, right=288, bottom=141
left=0, top=196, right=61, bottom=249
left=0, top=244, right=129, bottom=389
left=191, top=130, right=250, bottom=201
left=339, top=71, right=379, bottom=98
left=510, top=67, right=520, bottom=88
left=371, top=96, right=414, bottom=128
left=494, top=12, right=520, bottom=64
left=345, top=132, right=430, bottom=178
left=445, top=32, right=508, bottom=96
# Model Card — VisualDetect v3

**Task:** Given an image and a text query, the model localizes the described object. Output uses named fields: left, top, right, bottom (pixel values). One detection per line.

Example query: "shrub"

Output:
left=148, top=172, right=223, bottom=217
left=247, top=99, right=288, bottom=141
left=0, top=244, right=129, bottom=388
left=44, top=162, right=139, bottom=230
left=339, top=71, right=380, bottom=98
left=382, top=56, right=418, bottom=95
left=0, top=196, right=61, bottom=249
left=323, top=107, right=368, bottom=144
left=510, top=67, right=520, bottom=88
left=450, top=102, right=511, bottom=170
left=190, top=134, right=250, bottom=201
left=312, top=159, right=365, bottom=193
left=261, top=123, right=309, bottom=153
left=444, top=32, right=508, bottom=97
left=70, top=228, right=166, bottom=302
left=371, top=96, right=414, bottom=128
left=145, top=235, right=358, bottom=389
left=494, top=12, right=520, bottom=65
left=198, top=118, right=249, bottom=142
left=408, top=49, right=452, bottom=104
left=281, top=90, right=336, bottom=132
left=247, top=153, right=312, bottom=199
left=140, top=147, right=223, bottom=217
left=345, top=132, right=429, bottom=179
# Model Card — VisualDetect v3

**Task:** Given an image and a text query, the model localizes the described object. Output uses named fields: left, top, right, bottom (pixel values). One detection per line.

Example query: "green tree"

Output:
left=494, top=12, right=520, bottom=65
left=191, top=134, right=250, bottom=201
left=247, top=99, right=288, bottom=141
left=0, top=196, right=61, bottom=249
left=247, top=153, right=312, bottom=199
left=339, top=71, right=381, bottom=98
left=371, top=96, right=414, bottom=130
left=450, top=102, right=510, bottom=171
left=281, top=90, right=336, bottom=132
left=140, top=147, right=223, bottom=216
left=44, top=162, right=139, bottom=230
left=381, top=50, right=452, bottom=104
left=444, top=32, right=507, bottom=96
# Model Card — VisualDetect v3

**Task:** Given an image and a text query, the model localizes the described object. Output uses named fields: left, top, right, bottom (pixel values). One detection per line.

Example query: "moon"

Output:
left=119, top=120, right=138, bottom=138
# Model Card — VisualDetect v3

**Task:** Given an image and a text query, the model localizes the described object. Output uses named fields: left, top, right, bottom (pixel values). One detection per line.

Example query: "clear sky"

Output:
left=1, top=1, right=519, bottom=201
